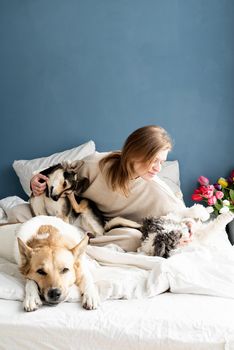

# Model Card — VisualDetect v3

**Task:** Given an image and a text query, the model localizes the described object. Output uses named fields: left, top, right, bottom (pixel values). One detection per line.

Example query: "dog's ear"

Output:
left=40, top=163, right=63, bottom=177
left=66, top=160, right=84, bottom=174
left=153, top=240, right=166, bottom=257
left=153, top=230, right=182, bottom=258
left=75, top=177, right=90, bottom=194
left=71, top=234, right=89, bottom=260
left=17, top=238, right=32, bottom=266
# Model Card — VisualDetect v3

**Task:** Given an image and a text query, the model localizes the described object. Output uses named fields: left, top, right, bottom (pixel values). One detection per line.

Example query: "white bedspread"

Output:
left=87, top=242, right=234, bottom=301
left=1, top=196, right=234, bottom=302
left=1, top=224, right=234, bottom=349
left=1, top=225, right=234, bottom=303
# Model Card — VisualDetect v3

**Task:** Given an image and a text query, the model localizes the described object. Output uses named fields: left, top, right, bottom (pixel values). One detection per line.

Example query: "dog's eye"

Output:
left=63, top=180, right=67, bottom=188
left=64, top=171, right=69, bottom=179
left=36, top=269, right=47, bottom=276
left=61, top=268, right=69, bottom=274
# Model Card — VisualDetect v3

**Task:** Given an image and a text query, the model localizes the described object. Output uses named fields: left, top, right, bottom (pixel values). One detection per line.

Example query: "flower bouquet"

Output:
left=192, top=170, right=234, bottom=216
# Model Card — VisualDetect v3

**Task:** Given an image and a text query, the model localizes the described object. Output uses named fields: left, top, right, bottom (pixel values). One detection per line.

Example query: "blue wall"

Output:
left=0, top=0, right=234, bottom=205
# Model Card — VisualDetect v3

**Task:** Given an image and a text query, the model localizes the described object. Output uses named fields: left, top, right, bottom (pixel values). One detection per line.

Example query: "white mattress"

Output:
left=1, top=293, right=234, bottom=350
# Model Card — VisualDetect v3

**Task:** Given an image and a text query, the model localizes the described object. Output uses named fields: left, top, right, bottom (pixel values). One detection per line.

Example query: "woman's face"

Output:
left=133, top=149, right=169, bottom=181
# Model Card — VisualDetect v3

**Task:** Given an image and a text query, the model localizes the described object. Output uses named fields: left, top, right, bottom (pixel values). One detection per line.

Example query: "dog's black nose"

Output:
left=51, top=194, right=59, bottom=201
left=47, top=288, right=62, bottom=301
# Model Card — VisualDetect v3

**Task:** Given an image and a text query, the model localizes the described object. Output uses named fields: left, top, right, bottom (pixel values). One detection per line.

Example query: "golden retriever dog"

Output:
left=14, top=215, right=100, bottom=312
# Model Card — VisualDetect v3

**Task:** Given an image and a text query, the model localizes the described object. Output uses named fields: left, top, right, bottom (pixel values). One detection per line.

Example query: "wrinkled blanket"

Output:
left=1, top=225, right=234, bottom=303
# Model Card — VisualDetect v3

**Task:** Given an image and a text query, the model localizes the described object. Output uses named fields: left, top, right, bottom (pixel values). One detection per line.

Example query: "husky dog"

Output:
left=14, top=215, right=100, bottom=312
left=29, top=162, right=87, bottom=221
left=29, top=161, right=105, bottom=236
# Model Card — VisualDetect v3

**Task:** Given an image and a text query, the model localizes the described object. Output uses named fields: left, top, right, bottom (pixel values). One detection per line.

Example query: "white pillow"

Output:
left=158, top=160, right=183, bottom=199
left=13, top=140, right=96, bottom=197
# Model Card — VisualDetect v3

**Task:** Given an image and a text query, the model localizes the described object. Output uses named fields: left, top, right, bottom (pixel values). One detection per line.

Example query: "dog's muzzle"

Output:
left=49, top=186, right=59, bottom=201
left=51, top=194, right=60, bottom=201
left=46, top=288, right=62, bottom=303
left=50, top=186, right=73, bottom=202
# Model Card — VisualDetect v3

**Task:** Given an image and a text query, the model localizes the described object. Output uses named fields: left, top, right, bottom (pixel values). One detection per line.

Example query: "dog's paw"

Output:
left=82, top=287, right=100, bottom=310
left=217, top=211, right=234, bottom=225
left=104, top=219, right=116, bottom=232
left=23, top=294, right=42, bottom=312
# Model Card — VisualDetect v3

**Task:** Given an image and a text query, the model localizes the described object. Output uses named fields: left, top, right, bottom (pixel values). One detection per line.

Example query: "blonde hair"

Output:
left=99, top=125, right=172, bottom=196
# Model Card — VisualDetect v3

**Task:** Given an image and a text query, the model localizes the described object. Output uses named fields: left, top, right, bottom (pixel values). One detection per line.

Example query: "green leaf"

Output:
left=230, top=189, right=234, bottom=202
left=214, top=202, right=222, bottom=210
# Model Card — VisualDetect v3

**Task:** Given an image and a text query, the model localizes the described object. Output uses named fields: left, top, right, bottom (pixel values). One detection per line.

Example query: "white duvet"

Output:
left=1, top=222, right=234, bottom=350
left=1, top=223, right=234, bottom=303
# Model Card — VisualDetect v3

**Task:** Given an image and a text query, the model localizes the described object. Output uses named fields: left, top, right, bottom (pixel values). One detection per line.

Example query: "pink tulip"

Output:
left=208, top=196, right=217, bottom=206
left=198, top=176, right=209, bottom=186
left=200, top=185, right=214, bottom=199
left=215, top=191, right=224, bottom=200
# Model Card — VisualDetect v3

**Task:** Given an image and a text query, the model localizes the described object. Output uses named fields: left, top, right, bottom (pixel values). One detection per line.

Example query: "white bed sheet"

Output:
left=1, top=293, right=234, bottom=350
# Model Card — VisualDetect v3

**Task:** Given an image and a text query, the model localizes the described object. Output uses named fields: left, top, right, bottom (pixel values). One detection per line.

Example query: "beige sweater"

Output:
left=80, top=152, right=185, bottom=222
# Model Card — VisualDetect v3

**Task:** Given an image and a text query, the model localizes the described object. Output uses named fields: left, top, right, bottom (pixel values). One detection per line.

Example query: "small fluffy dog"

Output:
left=105, top=205, right=234, bottom=257
left=139, top=206, right=234, bottom=257
left=14, top=215, right=100, bottom=312
left=29, top=161, right=105, bottom=236
left=139, top=216, right=190, bottom=258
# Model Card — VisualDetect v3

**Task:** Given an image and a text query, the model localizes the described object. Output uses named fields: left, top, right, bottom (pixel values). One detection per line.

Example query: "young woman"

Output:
left=9, top=125, right=187, bottom=251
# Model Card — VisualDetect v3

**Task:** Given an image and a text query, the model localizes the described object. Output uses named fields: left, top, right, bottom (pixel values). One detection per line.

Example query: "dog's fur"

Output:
left=14, top=215, right=100, bottom=312
left=139, top=216, right=187, bottom=258
left=29, top=161, right=105, bottom=236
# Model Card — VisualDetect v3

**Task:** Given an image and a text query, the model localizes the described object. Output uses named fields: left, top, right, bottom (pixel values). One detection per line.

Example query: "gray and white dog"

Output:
left=137, top=207, right=233, bottom=258
left=105, top=205, right=232, bottom=258
left=137, top=205, right=210, bottom=258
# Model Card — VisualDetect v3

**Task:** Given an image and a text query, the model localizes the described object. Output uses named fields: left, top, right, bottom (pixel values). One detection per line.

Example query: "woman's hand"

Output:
left=30, top=174, right=48, bottom=196
left=178, top=236, right=193, bottom=247
left=178, top=221, right=194, bottom=247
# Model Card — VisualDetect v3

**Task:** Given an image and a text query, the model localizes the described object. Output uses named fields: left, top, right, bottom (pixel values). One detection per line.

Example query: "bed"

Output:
left=1, top=292, right=234, bottom=350
left=0, top=140, right=234, bottom=350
